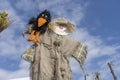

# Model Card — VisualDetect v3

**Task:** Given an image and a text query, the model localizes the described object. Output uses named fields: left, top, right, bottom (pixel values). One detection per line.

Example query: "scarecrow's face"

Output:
left=49, top=18, right=75, bottom=35
left=56, top=23, right=67, bottom=31
left=53, top=23, right=69, bottom=35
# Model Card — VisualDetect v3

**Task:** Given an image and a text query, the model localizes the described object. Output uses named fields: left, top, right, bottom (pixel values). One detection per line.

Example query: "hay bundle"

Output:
left=0, top=11, right=10, bottom=32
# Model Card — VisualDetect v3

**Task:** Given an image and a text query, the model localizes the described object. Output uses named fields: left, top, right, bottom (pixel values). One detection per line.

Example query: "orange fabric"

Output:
left=38, top=18, right=47, bottom=27
left=34, top=31, right=40, bottom=42
left=27, top=30, right=40, bottom=43
left=27, top=30, right=35, bottom=41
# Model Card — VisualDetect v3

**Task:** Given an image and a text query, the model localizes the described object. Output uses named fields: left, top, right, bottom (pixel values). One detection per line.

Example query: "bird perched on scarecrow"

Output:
left=23, top=9, right=51, bottom=43
left=0, top=10, right=10, bottom=32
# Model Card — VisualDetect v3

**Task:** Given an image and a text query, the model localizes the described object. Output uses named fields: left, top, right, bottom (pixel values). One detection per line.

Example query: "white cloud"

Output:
left=14, top=0, right=37, bottom=12
left=12, top=0, right=85, bottom=24
left=10, top=77, right=30, bottom=80
left=0, top=60, right=30, bottom=80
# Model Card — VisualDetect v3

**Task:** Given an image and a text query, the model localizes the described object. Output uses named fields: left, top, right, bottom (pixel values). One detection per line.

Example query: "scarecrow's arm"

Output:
left=21, top=43, right=39, bottom=62
left=61, top=36, right=88, bottom=66
left=22, top=24, right=34, bottom=37
left=61, top=36, right=88, bottom=73
left=72, top=43, right=88, bottom=74
left=72, top=43, right=88, bottom=66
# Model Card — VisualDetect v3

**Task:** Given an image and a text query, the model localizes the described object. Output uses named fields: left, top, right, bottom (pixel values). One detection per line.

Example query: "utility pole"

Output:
left=108, top=62, right=118, bottom=80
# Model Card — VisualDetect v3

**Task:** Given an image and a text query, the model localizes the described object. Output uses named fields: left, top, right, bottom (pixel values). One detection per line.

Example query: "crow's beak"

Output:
left=38, top=18, right=47, bottom=27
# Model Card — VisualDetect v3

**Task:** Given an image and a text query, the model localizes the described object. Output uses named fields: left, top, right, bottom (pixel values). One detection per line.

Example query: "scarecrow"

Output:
left=23, top=10, right=51, bottom=43
left=0, top=11, right=10, bottom=32
left=22, top=18, right=87, bottom=80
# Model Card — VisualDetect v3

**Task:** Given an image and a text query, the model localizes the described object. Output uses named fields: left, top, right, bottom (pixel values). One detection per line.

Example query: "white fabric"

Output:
left=54, top=26, right=69, bottom=35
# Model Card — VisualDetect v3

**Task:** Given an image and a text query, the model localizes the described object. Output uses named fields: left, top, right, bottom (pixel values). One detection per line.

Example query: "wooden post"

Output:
left=108, top=62, right=118, bottom=80
left=84, top=74, right=87, bottom=80
left=95, top=72, right=100, bottom=80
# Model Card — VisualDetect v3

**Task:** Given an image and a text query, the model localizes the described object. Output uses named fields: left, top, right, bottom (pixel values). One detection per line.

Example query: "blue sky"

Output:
left=0, top=0, right=120, bottom=80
